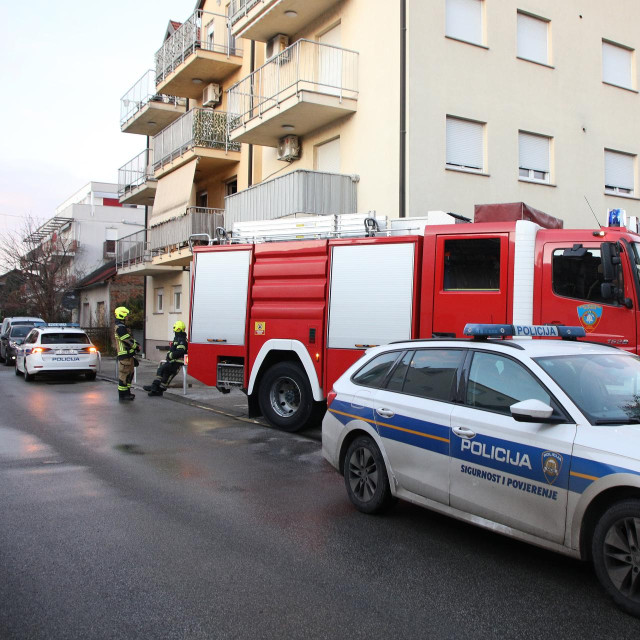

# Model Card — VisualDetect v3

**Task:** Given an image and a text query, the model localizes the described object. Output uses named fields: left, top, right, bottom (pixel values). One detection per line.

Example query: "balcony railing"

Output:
left=116, top=229, right=150, bottom=270
left=228, top=0, right=262, bottom=25
left=155, top=9, right=241, bottom=85
left=153, top=109, right=240, bottom=169
left=150, top=207, right=224, bottom=253
left=227, top=39, right=358, bottom=133
left=118, top=149, right=154, bottom=198
left=120, top=70, right=184, bottom=126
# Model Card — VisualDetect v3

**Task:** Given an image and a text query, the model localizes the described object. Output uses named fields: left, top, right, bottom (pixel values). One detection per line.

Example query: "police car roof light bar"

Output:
left=463, top=324, right=586, bottom=340
left=43, top=323, right=81, bottom=328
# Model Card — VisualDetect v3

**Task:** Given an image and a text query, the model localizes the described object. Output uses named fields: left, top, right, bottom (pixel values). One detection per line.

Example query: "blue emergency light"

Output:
left=43, top=323, right=81, bottom=328
left=463, top=324, right=586, bottom=339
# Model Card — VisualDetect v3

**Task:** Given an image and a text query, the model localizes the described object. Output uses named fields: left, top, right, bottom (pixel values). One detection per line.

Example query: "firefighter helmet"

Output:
left=173, top=320, right=186, bottom=333
left=115, top=306, right=130, bottom=320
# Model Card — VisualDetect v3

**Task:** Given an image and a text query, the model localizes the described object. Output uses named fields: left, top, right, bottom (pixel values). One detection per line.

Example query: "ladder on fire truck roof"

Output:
left=189, top=211, right=464, bottom=247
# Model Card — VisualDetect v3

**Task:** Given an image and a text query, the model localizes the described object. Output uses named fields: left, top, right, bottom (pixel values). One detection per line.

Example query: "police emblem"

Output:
left=577, top=304, right=603, bottom=333
left=542, top=451, right=563, bottom=485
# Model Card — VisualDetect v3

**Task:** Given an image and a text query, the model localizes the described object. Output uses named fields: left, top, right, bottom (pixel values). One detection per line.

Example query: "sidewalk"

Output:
left=98, top=356, right=253, bottom=420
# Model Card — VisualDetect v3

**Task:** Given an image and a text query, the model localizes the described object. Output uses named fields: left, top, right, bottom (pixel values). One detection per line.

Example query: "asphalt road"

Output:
left=1, top=367, right=639, bottom=640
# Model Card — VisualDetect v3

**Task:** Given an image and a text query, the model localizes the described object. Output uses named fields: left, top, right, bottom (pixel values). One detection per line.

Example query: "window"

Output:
left=443, top=238, right=500, bottom=290
left=226, top=178, right=238, bottom=197
left=41, top=333, right=90, bottom=345
left=173, top=286, right=182, bottom=312
left=400, top=350, right=464, bottom=401
left=519, top=132, right=551, bottom=183
left=552, top=248, right=610, bottom=303
left=196, top=191, right=208, bottom=208
left=466, top=352, right=553, bottom=415
left=602, top=40, right=634, bottom=90
left=315, top=138, right=341, bottom=173
left=155, top=288, right=164, bottom=313
left=446, top=0, right=483, bottom=46
left=517, top=12, right=549, bottom=65
left=446, top=117, right=485, bottom=172
left=605, top=149, right=635, bottom=195
left=352, top=351, right=402, bottom=388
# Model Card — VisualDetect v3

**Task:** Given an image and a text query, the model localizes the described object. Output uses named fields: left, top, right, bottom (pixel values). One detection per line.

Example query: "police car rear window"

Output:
left=40, top=333, right=90, bottom=345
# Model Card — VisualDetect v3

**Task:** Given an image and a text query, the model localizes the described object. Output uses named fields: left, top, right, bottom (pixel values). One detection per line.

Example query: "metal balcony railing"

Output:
left=120, top=70, right=184, bottom=126
left=150, top=207, right=224, bottom=254
left=118, top=149, right=154, bottom=198
left=153, top=109, right=240, bottom=169
left=227, top=39, right=358, bottom=133
left=116, top=229, right=150, bottom=270
left=228, top=0, right=262, bottom=25
left=155, top=10, right=241, bottom=85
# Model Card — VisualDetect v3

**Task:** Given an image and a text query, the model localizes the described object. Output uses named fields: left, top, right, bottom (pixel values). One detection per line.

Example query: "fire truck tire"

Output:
left=259, top=362, right=314, bottom=432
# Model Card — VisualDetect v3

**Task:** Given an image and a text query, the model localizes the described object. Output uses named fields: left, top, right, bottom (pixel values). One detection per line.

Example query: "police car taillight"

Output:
left=327, top=389, right=337, bottom=408
left=31, top=347, right=52, bottom=354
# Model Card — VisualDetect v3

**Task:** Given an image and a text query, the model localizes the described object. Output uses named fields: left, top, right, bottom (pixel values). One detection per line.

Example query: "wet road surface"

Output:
left=1, top=368, right=639, bottom=639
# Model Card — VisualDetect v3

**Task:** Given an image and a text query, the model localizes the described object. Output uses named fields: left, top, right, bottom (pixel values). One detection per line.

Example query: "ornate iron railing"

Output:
left=153, top=109, right=240, bottom=169
left=149, top=207, right=224, bottom=253
left=155, top=10, right=241, bottom=85
left=228, top=0, right=263, bottom=25
left=120, top=70, right=184, bottom=126
left=116, top=229, right=150, bottom=269
left=227, top=39, right=358, bottom=133
left=118, top=149, right=154, bottom=198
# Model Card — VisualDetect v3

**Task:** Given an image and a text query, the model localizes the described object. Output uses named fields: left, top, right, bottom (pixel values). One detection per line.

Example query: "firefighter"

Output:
left=114, top=306, right=139, bottom=401
left=143, top=320, right=188, bottom=397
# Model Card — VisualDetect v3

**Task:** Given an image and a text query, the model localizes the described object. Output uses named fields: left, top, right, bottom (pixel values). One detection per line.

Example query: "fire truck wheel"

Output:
left=259, top=362, right=314, bottom=432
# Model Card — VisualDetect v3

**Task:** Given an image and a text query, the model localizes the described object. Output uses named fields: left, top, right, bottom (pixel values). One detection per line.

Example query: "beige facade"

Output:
left=117, top=0, right=640, bottom=355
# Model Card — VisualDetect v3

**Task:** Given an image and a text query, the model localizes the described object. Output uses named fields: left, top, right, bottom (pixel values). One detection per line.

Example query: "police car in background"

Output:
left=14, top=324, right=99, bottom=382
left=322, top=324, right=640, bottom=617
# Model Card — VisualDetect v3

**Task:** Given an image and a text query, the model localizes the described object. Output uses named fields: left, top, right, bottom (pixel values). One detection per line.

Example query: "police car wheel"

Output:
left=86, top=372, right=97, bottom=381
left=592, top=499, right=640, bottom=617
left=259, top=362, right=313, bottom=432
left=24, top=367, right=34, bottom=382
left=344, top=436, right=394, bottom=515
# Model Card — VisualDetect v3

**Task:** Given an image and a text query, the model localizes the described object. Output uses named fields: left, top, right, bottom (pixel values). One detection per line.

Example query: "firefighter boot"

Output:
left=119, top=389, right=135, bottom=401
left=147, top=381, right=163, bottom=397
left=143, top=385, right=154, bottom=391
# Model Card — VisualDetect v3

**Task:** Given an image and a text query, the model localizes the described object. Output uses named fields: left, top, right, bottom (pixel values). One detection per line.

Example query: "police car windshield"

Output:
left=41, top=332, right=90, bottom=345
left=534, top=353, right=640, bottom=425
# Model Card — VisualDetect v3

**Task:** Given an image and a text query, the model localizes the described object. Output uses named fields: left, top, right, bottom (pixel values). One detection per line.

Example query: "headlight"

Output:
left=9, top=341, right=17, bottom=348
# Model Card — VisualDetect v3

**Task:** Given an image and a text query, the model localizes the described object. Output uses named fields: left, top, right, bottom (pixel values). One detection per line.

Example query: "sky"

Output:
left=0, top=0, right=198, bottom=234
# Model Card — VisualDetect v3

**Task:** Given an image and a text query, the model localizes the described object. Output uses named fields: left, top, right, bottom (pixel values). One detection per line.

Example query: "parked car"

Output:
left=3, top=324, right=36, bottom=366
left=0, top=316, right=45, bottom=362
left=322, top=323, right=640, bottom=617
left=15, top=324, right=99, bottom=381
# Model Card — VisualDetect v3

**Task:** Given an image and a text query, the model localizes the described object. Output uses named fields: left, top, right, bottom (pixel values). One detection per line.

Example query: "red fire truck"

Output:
left=188, top=203, right=640, bottom=431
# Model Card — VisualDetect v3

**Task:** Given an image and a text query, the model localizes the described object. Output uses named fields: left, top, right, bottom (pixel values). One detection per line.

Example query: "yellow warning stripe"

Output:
left=328, top=408, right=450, bottom=444
left=570, top=471, right=599, bottom=481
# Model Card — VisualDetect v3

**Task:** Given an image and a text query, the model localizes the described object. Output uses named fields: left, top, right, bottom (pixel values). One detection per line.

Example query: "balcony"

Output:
left=227, top=39, right=358, bottom=147
left=225, top=169, right=358, bottom=227
left=155, top=10, right=243, bottom=99
left=121, top=70, right=186, bottom=136
left=118, top=149, right=156, bottom=205
left=149, top=207, right=225, bottom=266
left=229, top=0, right=342, bottom=41
left=116, top=229, right=181, bottom=276
left=152, top=108, right=241, bottom=176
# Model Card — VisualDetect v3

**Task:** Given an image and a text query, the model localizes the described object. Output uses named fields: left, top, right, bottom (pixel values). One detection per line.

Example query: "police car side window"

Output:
left=24, top=331, right=38, bottom=344
left=386, top=351, right=414, bottom=391
left=466, top=352, right=553, bottom=415
left=352, top=351, right=402, bottom=388
left=400, top=349, right=464, bottom=402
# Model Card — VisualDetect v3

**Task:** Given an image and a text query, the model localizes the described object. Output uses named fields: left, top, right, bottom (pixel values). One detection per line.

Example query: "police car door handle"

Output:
left=376, top=408, right=395, bottom=419
left=452, top=426, right=476, bottom=439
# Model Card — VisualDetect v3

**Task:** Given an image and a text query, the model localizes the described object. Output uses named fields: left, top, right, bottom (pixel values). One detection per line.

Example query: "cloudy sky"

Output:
left=0, top=0, right=197, bottom=233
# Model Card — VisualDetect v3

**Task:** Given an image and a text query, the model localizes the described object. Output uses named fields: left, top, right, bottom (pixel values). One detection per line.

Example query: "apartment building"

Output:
left=118, top=0, right=640, bottom=354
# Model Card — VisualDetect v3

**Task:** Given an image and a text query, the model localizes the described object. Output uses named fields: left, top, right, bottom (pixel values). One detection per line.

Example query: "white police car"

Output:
left=322, top=324, right=640, bottom=617
left=15, top=324, right=99, bottom=382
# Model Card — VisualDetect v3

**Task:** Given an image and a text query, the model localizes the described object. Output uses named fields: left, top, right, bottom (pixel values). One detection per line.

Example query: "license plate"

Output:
left=56, top=349, right=77, bottom=355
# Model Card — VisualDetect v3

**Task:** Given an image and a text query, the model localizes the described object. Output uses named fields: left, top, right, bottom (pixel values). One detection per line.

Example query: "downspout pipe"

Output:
left=248, top=39, right=255, bottom=187
left=399, top=0, right=407, bottom=218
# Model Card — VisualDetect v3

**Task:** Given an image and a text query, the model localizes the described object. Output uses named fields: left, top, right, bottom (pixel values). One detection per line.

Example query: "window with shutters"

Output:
left=519, top=132, right=551, bottom=183
left=602, top=40, right=634, bottom=90
left=517, top=12, right=549, bottom=65
left=605, top=149, right=635, bottom=196
left=446, top=116, right=485, bottom=173
left=446, top=0, right=484, bottom=46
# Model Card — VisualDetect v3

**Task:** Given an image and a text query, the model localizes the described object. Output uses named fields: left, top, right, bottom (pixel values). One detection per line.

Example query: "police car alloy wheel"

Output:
left=344, top=436, right=394, bottom=514
left=592, top=500, right=640, bottom=617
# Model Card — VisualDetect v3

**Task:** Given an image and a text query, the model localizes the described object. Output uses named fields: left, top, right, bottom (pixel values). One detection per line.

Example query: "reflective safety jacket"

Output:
left=115, top=319, right=139, bottom=360
left=166, top=332, right=188, bottom=364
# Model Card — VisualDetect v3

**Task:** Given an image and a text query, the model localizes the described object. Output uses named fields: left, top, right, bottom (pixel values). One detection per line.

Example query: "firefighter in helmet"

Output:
left=143, top=320, right=188, bottom=397
left=114, top=306, right=139, bottom=401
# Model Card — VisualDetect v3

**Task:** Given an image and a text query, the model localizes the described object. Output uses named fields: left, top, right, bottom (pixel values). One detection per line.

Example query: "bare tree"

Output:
left=0, top=215, right=82, bottom=321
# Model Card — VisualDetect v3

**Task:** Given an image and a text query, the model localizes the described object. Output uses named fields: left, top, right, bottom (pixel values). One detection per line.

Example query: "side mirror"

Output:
left=510, top=399, right=561, bottom=423
left=601, top=242, right=620, bottom=282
